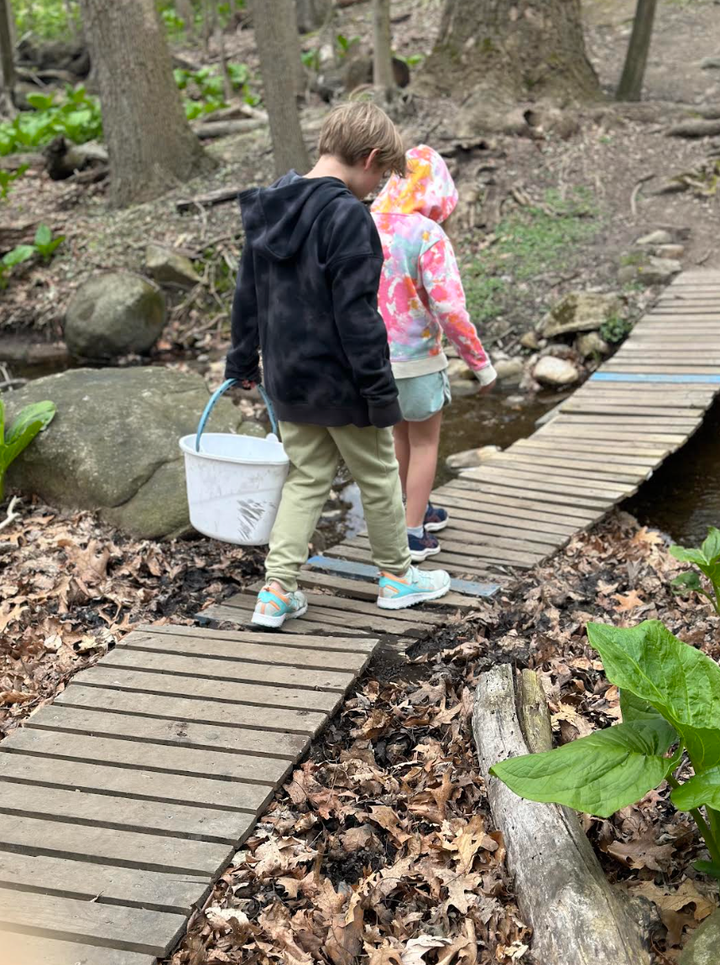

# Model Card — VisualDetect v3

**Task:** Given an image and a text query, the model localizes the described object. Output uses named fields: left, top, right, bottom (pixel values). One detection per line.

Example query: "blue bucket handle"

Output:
left=195, top=378, right=278, bottom=452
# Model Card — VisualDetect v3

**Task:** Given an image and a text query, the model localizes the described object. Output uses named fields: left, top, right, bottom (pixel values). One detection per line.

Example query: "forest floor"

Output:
left=2, top=1, right=720, bottom=963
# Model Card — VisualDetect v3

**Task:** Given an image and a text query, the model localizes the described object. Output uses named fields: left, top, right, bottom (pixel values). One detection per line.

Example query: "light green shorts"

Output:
left=396, top=370, right=452, bottom=422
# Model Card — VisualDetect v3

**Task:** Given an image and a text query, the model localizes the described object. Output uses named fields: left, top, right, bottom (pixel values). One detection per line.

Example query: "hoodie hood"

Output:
left=240, top=172, right=351, bottom=261
left=371, top=144, right=457, bottom=223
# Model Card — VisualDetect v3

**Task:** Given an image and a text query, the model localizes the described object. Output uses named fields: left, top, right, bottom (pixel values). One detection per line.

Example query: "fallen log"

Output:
left=473, top=664, right=650, bottom=965
left=176, top=187, right=240, bottom=214
left=667, top=119, right=720, bottom=139
left=193, top=118, right=265, bottom=139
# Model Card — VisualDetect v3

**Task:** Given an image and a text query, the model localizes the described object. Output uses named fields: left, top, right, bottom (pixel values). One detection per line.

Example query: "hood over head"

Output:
left=240, top=172, right=351, bottom=261
left=371, top=144, right=457, bottom=223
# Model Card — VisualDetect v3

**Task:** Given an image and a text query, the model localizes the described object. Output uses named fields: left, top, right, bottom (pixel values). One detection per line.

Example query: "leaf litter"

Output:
left=2, top=498, right=719, bottom=962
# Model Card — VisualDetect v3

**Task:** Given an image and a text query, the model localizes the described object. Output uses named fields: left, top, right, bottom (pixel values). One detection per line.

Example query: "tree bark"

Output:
left=616, top=0, right=658, bottom=102
left=423, top=0, right=600, bottom=106
left=372, top=0, right=394, bottom=96
left=0, top=0, right=16, bottom=113
left=473, top=665, right=650, bottom=965
left=251, top=0, right=309, bottom=176
left=296, top=0, right=332, bottom=33
left=79, top=0, right=215, bottom=208
left=176, top=0, right=196, bottom=39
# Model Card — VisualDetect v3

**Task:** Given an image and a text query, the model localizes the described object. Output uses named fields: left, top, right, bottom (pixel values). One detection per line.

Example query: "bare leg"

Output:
left=405, top=411, right=443, bottom=528
left=393, top=420, right=410, bottom=495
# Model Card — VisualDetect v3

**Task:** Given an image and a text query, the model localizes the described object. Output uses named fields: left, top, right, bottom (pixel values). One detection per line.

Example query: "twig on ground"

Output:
left=630, top=173, right=655, bottom=218
left=0, top=496, right=21, bottom=532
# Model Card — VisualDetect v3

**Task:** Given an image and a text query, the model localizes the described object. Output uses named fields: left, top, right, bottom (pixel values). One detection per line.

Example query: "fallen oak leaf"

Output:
left=400, top=935, right=452, bottom=965
left=0, top=690, right=34, bottom=706
left=604, top=830, right=675, bottom=872
left=613, top=589, right=646, bottom=612
left=447, top=813, right=498, bottom=873
left=368, top=805, right=412, bottom=845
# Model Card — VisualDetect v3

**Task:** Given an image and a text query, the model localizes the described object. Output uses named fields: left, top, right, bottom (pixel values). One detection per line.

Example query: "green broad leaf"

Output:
left=588, top=620, right=720, bottom=772
left=490, top=718, right=679, bottom=818
left=2, top=245, right=35, bottom=268
left=672, top=572, right=705, bottom=595
left=693, top=859, right=720, bottom=880
left=26, top=92, right=55, bottom=111
left=672, top=766, right=720, bottom=811
left=34, top=223, right=52, bottom=248
left=669, top=545, right=707, bottom=566
left=702, top=527, right=720, bottom=563
left=2, top=401, right=56, bottom=472
left=621, top=689, right=662, bottom=722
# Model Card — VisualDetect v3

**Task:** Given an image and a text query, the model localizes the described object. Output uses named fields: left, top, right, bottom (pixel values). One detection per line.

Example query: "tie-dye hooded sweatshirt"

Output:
left=371, top=145, right=495, bottom=384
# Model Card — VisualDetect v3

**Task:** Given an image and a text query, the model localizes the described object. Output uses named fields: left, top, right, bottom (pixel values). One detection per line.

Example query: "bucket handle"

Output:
left=195, top=378, right=279, bottom=452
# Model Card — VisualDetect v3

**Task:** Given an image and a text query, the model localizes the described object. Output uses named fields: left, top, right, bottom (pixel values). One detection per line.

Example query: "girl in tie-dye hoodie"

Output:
left=372, top=144, right=496, bottom=562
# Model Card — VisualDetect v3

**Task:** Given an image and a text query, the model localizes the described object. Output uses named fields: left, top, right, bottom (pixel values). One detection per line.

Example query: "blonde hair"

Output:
left=318, top=101, right=406, bottom=176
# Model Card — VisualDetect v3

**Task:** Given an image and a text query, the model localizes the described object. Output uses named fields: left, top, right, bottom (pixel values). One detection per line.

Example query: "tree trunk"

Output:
left=176, top=0, right=196, bottom=39
left=295, top=0, right=332, bottom=33
left=79, top=0, right=215, bottom=207
left=423, top=0, right=600, bottom=107
left=616, top=0, right=657, bottom=102
left=0, top=0, right=16, bottom=113
left=251, top=0, right=309, bottom=176
left=372, top=0, right=394, bottom=96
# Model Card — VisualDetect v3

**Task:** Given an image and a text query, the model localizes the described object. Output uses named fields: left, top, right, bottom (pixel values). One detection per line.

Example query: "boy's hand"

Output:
left=240, top=380, right=257, bottom=390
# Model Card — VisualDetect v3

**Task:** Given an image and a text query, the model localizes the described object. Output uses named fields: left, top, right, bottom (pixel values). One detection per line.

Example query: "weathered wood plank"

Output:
left=460, top=467, right=632, bottom=500
left=0, top=809, right=233, bottom=877
left=4, top=931, right=156, bottom=965
left=327, top=541, right=532, bottom=575
left=0, top=749, right=272, bottom=812
left=297, top=570, right=479, bottom=609
left=441, top=479, right=610, bottom=510
left=203, top=600, right=422, bottom=638
left=102, top=647, right=355, bottom=693
left=346, top=534, right=545, bottom=566
left=0, top=888, right=188, bottom=956
left=25, top=703, right=307, bottom=760
left=1, top=727, right=291, bottom=787
left=57, top=683, right=327, bottom=736
left=438, top=482, right=605, bottom=517
left=0, top=778, right=254, bottom=844
left=228, top=590, right=448, bottom=626
left=485, top=452, right=649, bottom=482
left=202, top=610, right=372, bottom=637
left=138, top=623, right=377, bottom=652
left=432, top=493, right=582, bottom=533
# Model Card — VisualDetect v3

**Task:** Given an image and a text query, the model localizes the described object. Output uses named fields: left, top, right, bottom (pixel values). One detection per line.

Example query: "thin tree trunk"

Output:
left=79, top=0, right=215, bottom=208
left=203, top=0, right=214, bottom=57
left=214, top=0, right=232, bottom=101
left=176, top=0, right=196, bottom=39
left=372, top=0, right=394, bottom=96
left=0, top=0, right=16, bottom=114
left=252, top=0, right=309, bottom=176
left=616, top=0, right=658, bottom=102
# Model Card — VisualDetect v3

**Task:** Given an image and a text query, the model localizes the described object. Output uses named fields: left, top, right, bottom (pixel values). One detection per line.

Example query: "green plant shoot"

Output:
left=0, top=399, right=57, bottom=501
left=490, top=620, right=720, bottom=879
left=670, top=526, right=720, bottom=615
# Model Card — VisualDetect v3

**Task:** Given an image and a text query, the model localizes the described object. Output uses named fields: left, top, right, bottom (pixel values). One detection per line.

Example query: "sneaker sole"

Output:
left=409, top=545, right=442, bottom=562
left=377, top=582, right=451, bottom=610
left=251, top=604, right=308, bottom=629
left=424, top=519, right=449, bottom=533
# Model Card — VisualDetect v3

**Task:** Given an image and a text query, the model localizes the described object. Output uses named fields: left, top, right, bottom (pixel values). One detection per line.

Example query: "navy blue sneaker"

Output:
left=424, top=503, right=449, bottom=533
left=408, top=528, right=441, bottom=562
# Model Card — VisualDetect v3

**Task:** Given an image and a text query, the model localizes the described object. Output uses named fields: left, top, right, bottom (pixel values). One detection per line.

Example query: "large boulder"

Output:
left=538, top=292, right=622, bottom=339
left=5, top=367, right=249, bottom=539
left=64, top=272, right=166, bottom=359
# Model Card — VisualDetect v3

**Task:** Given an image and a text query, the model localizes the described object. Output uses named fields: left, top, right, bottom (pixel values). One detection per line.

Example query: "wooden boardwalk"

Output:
left=2, top=270, right=720, bottom=963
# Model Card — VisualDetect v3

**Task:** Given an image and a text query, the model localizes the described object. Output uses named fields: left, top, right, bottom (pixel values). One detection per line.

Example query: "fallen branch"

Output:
left=176, top=188, right=240, bottom=213
left=667, top=119, right=720, bottom=139
left=630, top=173, right=655, bottom=218
left=193, top=118, right=266, bottom=139
left=0, top=496, right=21, bottom=532
left=473, top=664, right=650, bottom=965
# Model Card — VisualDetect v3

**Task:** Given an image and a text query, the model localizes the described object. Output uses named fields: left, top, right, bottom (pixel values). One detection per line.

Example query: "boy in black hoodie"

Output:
left=226, top=102, right=451, bottom=627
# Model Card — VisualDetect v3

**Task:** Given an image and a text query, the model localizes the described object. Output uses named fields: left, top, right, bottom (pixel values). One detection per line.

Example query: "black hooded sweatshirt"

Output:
left=225, top=172, right=402, bottom=429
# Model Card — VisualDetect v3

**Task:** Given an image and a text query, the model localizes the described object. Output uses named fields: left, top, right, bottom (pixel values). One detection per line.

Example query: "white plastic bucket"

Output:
left=179, top=380, right=289, bottom=545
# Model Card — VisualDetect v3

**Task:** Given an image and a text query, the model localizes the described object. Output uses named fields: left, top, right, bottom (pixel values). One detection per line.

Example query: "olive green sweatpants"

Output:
left=265, top=421, right=412, bottom=592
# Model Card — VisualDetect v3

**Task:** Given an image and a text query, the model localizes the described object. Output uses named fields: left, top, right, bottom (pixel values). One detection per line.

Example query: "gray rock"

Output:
left=446, top=358, right=473, bottom=382
left=533, top=356, right=580, bottom=388
left=494, top=358, right=525, bottom=383
left=64, top=272, right=166, bottom=359
left=446, top=445, right=500, bottom=472
left=637, top=229, right=672, bottom=246
left=576, top=332, right=610, bottom=358
left=538, top=292, right=622, bottom=338
left=450, top=380, right=480, bottom=397
left=520, top=331, right=540, bottom=351
left=4, top=367, right=247, bottom=539
left=638, top=257, right=682, bottom=285
left=145, top=244, right=201, bottom=290
left=618, top=265, right=639, bottom=285
left=540, top=343, right=577, bottom=361
left=679, top=909, right=720, bottom=965
left=701, top=56, right=720, bottom=70
left=655, top=243, right=685, bottom=260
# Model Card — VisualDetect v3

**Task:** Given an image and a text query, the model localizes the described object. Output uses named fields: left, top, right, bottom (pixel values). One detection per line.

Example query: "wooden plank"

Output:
left=138, top=622, right=377, bottom=652
left=460, top=466, right=633, bottom=499
left=603, top=365, right=720, bottom=374
left=510, top=438, right=669, bottom=459
left=25, top=703, right=307, bottom=761
left=441, top=478, right=610, bottom=510
left=0, top=807, right=233, bottom=880
left=435, top=519, right=561, bottom=547
left=0, top=748, right=272, bottom=812
left=431, top=492, right=583, bottom=532
left=74, top=663, right=341, bottom=713
left=436, top=485, right=602, bottom=522
left=4, top=931, right=156, bottom=965
left=348, top=532, right=550, bottom=563
left=325, top=543, right=530, bottom=578
left=214, top=596, right=426, bottom=634
left=482, top=452, right=645, bottom=483
left=1, top=727, right=291, bottom=788
left=558, top=402, right=706, bottom=417
left=102, top=647, right=355, bottom=693
left=203, top=600, right=422, bottom=639
left=0, top=777, right=255, bottom=845
left=228, top=590, right=448, bottom=626
left=120, top=628, right=370, bottom=673
left=57, top=682, right=327, bottom=736
left=297, top=570, right=479, bottom=609
left=200, top=610, right=372, bottom=638
left=341, top=535, right=543, bottom=567
left=537, top=426, right=689, bottom=444
left=0, top=888, right=187, bottom=956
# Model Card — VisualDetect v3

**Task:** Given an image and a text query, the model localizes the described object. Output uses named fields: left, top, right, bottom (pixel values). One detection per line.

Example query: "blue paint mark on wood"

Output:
left=306, top=555, right=501, bottom=597
left=591, top=373, right=720, bottom=384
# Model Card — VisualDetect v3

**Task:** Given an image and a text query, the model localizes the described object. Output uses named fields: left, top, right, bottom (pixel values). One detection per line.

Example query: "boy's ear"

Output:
left=363, top=148, right=380, bottom=171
